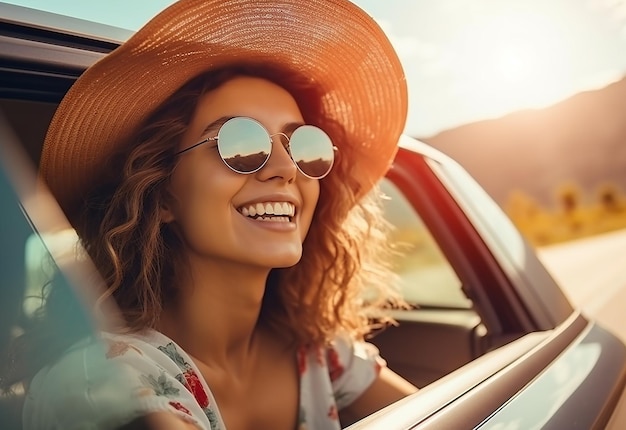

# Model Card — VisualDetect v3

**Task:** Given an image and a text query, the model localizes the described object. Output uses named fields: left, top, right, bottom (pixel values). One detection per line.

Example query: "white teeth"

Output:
left=239, top=201, right=295, bottom=219
left=257, top=216, right=289, bottom=222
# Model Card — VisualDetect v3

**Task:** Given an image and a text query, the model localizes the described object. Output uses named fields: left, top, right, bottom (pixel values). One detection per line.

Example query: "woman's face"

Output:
left=163, top=76, right=320, bottom=269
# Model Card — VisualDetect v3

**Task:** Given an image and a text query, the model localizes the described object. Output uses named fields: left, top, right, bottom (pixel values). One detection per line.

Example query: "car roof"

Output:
left=0, top=2, right=132, bottom=44
left=1, top=0, right=177, bottom=32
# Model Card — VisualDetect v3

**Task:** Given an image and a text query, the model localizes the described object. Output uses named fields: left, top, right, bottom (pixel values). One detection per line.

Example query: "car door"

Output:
left=350, top=137, right=626, bottom=429
left=368, top=136, right=550, bottom=387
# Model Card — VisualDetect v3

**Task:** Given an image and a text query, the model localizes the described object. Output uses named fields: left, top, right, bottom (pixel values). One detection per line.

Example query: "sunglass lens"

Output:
left=218, top=117, right=271, bottom=173
left=289, top=126, right=334, bottom=179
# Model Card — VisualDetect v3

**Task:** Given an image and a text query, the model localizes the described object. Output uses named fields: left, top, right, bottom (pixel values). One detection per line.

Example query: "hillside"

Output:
left=421, top=76, right=626, bottom=210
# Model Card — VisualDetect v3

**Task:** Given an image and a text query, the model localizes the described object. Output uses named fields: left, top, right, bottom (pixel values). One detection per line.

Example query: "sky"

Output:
left=5, top=0, right=626, bottom=136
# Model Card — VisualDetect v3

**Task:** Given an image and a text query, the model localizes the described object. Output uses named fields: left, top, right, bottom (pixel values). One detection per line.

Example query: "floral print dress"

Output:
left=23, top=330, right=385, bottom=430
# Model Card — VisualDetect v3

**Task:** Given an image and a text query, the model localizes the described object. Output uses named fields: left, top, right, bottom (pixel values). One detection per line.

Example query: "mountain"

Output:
left=420, top=76, right=626, bottom=210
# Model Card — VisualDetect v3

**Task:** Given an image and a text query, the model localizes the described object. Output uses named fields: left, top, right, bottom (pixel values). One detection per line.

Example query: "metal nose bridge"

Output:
left=269, top=131, right=290, bottom=147
left=268, top=132, right=293, bottom=159
left=262, top=131, right=297, bottom=179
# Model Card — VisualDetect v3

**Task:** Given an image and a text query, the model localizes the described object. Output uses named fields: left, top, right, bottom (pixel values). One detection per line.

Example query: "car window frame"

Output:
left=388, top=145, right=537, bottom=337
left=426, top=147, right=574, bottom=329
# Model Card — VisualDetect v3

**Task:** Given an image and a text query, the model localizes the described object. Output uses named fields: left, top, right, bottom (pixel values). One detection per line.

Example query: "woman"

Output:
left=20, top=0, right=416, bottom=428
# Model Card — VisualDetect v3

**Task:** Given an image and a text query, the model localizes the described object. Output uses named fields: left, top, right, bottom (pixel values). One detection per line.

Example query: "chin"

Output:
left=256, top=250, right=302, bottom=269
left=254, top=243, right=303, bottom=268
left=270, top=254, right=302, bottom=268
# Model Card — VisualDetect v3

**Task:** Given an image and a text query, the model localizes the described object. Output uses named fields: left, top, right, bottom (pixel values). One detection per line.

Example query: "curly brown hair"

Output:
left=73, top=64, right=404, bottom=347
left=1, top=65, right=405, bottom=390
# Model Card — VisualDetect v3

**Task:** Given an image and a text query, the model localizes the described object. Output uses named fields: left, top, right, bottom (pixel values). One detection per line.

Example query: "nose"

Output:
left=256, top=136, right=297, bottom=183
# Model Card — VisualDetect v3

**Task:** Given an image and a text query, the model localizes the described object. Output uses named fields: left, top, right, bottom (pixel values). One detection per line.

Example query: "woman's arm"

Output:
left=339, top=367, right=418, bottom=425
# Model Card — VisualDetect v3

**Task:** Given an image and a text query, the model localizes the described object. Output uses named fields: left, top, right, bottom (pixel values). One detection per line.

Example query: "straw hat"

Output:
left=40, top=0, right=408, bottom=220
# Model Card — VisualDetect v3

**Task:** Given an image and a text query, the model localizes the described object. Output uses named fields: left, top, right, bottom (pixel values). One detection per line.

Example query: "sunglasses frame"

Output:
left=175, top=117, right=336, bottom=179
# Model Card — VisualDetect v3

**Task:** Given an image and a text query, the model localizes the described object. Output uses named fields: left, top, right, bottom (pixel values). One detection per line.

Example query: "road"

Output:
left=537, top=228, right=626, bottom=343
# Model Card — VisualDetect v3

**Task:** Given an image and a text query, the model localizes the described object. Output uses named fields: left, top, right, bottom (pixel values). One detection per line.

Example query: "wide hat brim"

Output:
left=41, top=0, right=408, bottom=220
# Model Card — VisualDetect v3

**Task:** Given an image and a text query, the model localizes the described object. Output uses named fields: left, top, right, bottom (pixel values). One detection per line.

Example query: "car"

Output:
left=1, top=2, right=626, bottom=429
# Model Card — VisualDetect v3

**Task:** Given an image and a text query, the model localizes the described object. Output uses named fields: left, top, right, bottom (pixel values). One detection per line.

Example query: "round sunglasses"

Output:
left=176, top=117, right=336, bottom=179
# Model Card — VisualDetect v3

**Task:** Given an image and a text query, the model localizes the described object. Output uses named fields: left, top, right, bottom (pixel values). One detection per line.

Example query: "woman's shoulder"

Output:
left=294, top=334, right=386, bottom=428
left=298, top=334, right=385, bottom=371
left=22, top=334, right=151, bottom=429
left=298, top=334, right=385, bottom=407
left=101, top=329, right=187, bottom=364
left=23, top=331, right=217, bottom=430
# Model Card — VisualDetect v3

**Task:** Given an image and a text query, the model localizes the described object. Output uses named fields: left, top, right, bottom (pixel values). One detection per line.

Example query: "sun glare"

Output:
left=494, top=47, right=533, bottom=83
left=453, top=5, right=578, bottom=118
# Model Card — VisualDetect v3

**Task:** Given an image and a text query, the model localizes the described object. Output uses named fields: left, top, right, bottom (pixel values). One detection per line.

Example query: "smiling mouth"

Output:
left=238, top=201, right=296, bottom=223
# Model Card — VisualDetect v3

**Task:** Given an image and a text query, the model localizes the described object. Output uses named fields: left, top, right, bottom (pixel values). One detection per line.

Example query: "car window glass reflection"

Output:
left=378, top=178, right=471, bottom=309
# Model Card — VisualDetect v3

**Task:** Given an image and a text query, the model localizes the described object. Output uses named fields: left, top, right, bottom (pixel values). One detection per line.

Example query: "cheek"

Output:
left=299, top=179, right=320, bottom=239
left=167, top=161, right=245, bottom=226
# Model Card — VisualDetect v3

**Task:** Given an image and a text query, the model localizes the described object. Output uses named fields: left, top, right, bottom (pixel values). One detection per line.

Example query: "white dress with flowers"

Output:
left=23, top=330, right=384, bottom=430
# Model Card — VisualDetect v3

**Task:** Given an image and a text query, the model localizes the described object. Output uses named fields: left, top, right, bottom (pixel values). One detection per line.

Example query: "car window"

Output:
left=379, top=178, right=471, bottom=309
left=0, top=144, right=92, bottom=428
left=23, top=229, right=81, bottom=317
